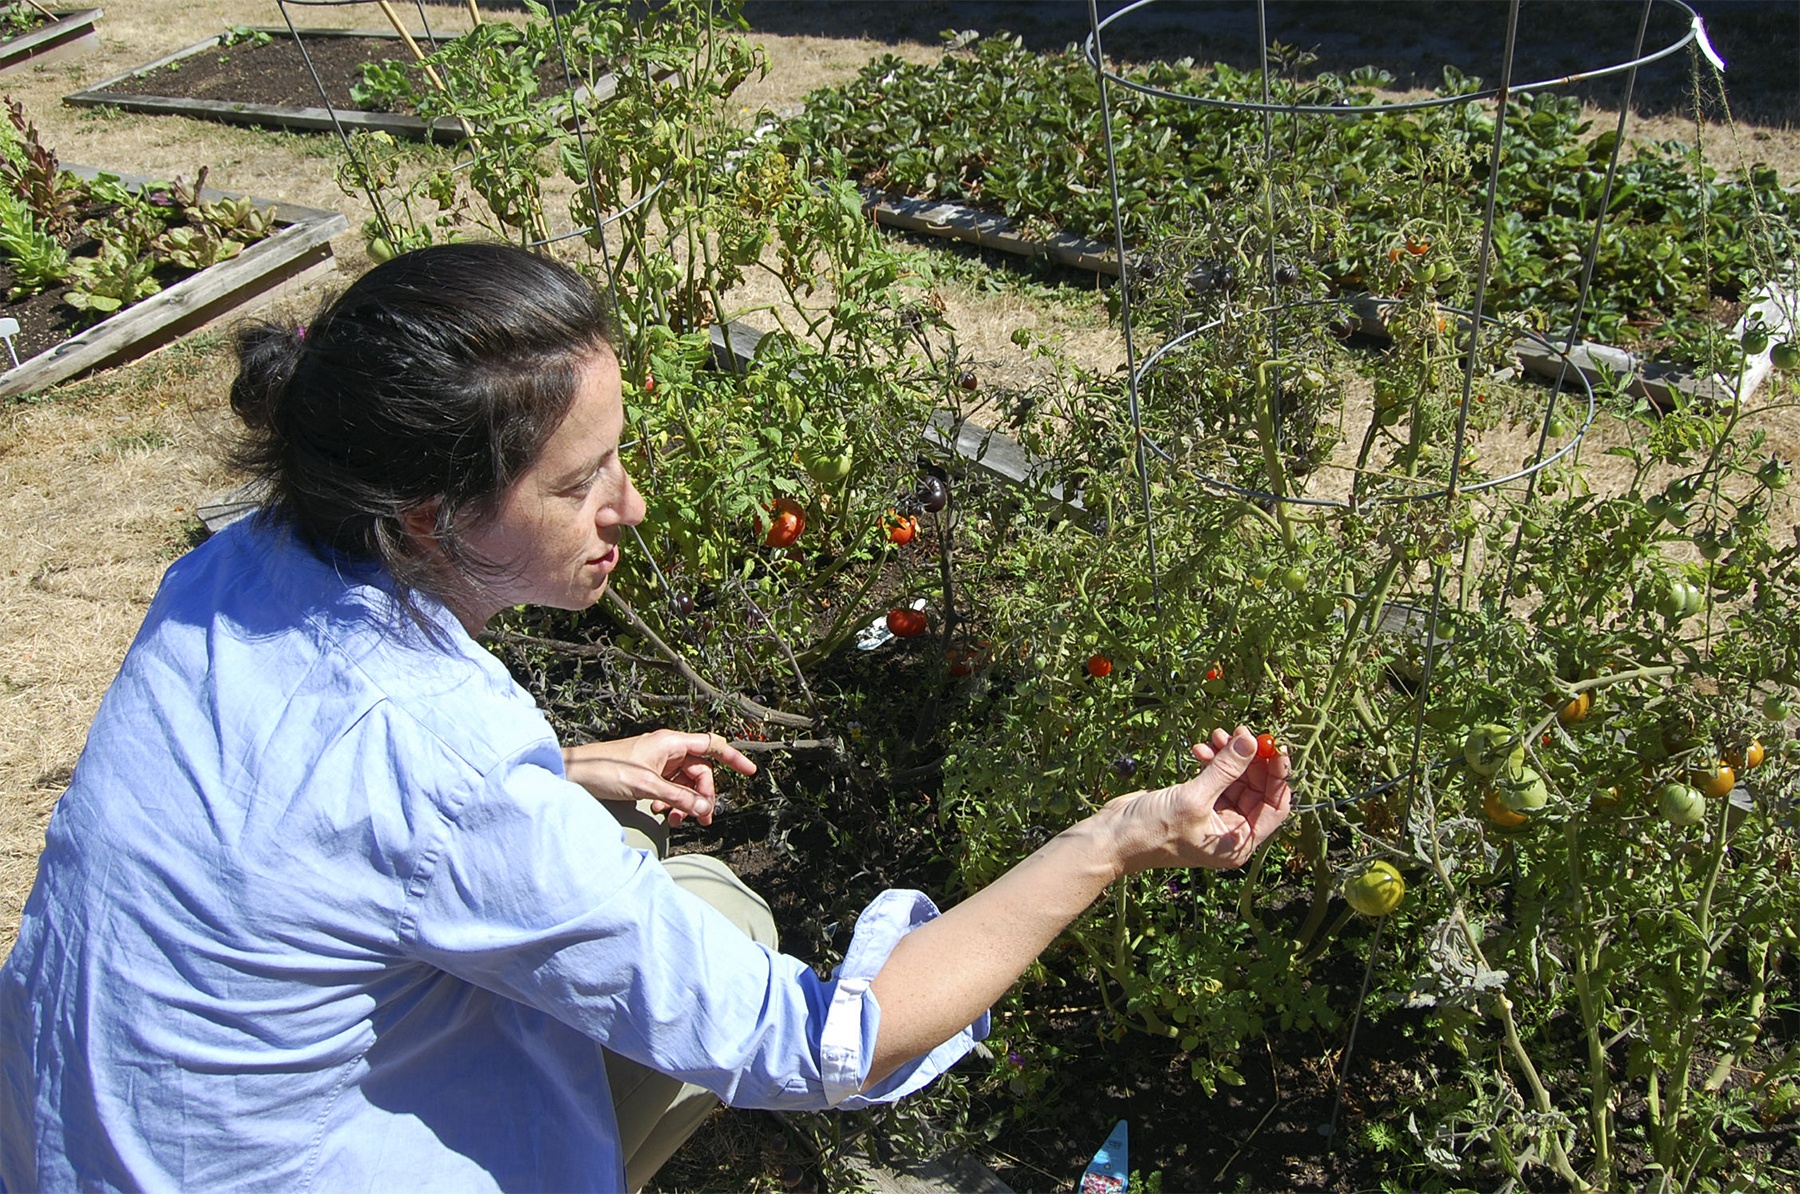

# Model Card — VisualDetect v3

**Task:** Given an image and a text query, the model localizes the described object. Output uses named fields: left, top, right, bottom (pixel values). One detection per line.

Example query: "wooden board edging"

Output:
left=0, top=168, right=348, bottom=401
left=0, top=7, right=102, bottom=76
left=863, top=188, right=1785, bottom=410
left=65, top=26, right=617, bottom=143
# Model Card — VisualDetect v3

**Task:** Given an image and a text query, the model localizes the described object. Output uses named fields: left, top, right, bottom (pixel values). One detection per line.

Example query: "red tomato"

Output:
left=1204, top=664, right=1222, bottom=682
left=764, top=498, right=805, bottom=548
left=886, top=608, right=928, bottom=638
left=1255, top=732, right=1278, bottom=761
left=886, top=513, right=918, bottom=545
left=1086, top=654, right=1113, bottom=679
left=946, top=642, right=988, bottom=677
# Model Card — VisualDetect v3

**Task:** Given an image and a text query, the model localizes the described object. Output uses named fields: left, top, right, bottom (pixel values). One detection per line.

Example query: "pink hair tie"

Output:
left=294, top=325, right=307, bottom=343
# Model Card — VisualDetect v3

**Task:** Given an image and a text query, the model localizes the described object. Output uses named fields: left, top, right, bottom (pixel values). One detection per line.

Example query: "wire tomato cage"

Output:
left=1079, top=0, right=1726, bottom=817
left=1080, top=0, right=1734, bottom=1140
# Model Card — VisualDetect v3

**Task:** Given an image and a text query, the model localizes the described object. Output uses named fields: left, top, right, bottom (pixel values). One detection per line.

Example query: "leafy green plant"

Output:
left=329, top=10, right=1800, bottom=1188
left=786, top=36, right=1800, bottom=368
left=64, top=239, right=161, bottom=315
left=0, top=96, right=82, bottom=242
left=0, top=187, right=67, bottom=297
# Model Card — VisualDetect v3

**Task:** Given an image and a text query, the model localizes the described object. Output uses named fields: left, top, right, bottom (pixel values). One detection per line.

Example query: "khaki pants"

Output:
left=600, top=802, right=778, bottom=1192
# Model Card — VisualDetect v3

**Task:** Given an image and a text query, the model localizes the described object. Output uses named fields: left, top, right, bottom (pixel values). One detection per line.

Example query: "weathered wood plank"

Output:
left=0, top=169, right=348, bottom=401
left=196, top=480, right=264, bottom=536
left=925, top=408, right=1089, bottom=522
left=864, top=189, right=1119, bottom=276
left=845, top=1152, right=1016, bottom=1194
left=0, top=8, right=102, bottom=76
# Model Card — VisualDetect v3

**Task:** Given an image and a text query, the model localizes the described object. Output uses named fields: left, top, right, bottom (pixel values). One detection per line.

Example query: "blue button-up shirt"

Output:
left=0, top=518, right=983, bottom=1191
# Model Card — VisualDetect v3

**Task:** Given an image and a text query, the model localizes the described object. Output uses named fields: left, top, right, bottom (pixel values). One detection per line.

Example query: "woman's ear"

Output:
left=398, top=499, right=444, bottom=552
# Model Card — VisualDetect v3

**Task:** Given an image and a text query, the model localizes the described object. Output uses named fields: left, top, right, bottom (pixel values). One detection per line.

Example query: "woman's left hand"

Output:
left=561, top=731, right=756, bottom=826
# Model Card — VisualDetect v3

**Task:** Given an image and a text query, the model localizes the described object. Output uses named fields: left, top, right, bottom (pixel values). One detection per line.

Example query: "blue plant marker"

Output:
left=1078, top=1119, right=1128, bottom=1194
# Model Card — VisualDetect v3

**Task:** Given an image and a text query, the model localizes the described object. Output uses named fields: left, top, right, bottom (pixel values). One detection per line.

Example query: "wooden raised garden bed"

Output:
left=0, top=6, right=101, bottom=76
left=864, top=188, right=1795, bottom=411
left=64, top=26, right=617, bottom=142
left=0, top=167, right=346, bottom=401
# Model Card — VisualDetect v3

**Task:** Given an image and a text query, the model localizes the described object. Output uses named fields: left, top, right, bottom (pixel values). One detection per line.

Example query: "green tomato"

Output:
left=367, top=236, right=396, bottom=263
left=1694, top=530, right=1723, bottom=561
left=801, top=446, right=853, bottom=484
left=1762, top=694, right=1792, bottom=722
left=1464, top=723, right=1524, bottom=778
left=1497, top=764, right=1550, bottom=814
left=1343, top=861, right=1405, bottom=917
left=1657, top=582, right=1692, bottom=620
left=1655, top=782, right=1706, bottom=827
left=1756, top=458, right=1789, bottom=491
left=1772, top=341, right=1800, bottom=372
left=1682, top=581, right=1705, bottom=616
left=1741, top=327, right=1770, bottom=355
left=1281, top=567, right=1309, bottom=594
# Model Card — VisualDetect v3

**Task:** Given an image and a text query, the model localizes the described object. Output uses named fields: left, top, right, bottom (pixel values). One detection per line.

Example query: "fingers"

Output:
left=647, top=775, right=715, bottom=826
left=650, top=730, right=756, bottom=780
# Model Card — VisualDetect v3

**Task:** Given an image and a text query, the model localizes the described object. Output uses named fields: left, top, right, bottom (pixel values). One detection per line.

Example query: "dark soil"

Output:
left=0, top=11, right=51, bottom=46
left=96, top=31, right=577, bottom=116
left=0, top=269, right=86, bottom=366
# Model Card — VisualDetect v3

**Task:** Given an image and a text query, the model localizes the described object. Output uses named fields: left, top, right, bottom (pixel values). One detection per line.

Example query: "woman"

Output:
left=0, top=244, right=1290, bottom=1192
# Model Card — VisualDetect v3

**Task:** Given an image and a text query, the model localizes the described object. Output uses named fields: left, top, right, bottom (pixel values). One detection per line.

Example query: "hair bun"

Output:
left=228, top=319, right=306, bottom=433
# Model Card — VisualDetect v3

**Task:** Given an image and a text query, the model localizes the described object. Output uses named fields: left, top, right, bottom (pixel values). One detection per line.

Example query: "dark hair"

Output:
left=229, top=243, right=615, bottom=615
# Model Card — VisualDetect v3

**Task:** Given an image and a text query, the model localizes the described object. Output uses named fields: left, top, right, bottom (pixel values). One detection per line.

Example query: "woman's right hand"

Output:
left=1095, top=725, right=1291, bottom=876
left=560, top=731, right=756, bottom=826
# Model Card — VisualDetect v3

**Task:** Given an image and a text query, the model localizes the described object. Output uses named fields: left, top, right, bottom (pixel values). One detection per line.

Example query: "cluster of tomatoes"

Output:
left=881, top=471, right=954, bottom=638
left=1649, top=737, right=1765, bottom=827
left=1741, top=317, right=1800, bottom=372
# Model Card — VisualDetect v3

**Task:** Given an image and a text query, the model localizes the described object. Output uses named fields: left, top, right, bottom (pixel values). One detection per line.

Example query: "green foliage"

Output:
left=787, top=36, right=1800, bottom=366
left=332, top=12, right=1800, bottom=1189
left=64, top=239, right=161, bottom=315
left=0, top=186, right=67, bottom=297
left=219, top=25, right=272, bottom=50
left=0, top=106, right=281, bottom=330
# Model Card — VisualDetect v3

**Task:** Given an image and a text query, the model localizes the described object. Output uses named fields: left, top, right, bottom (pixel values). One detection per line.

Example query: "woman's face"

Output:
left=453, top=348, right=645, bottom=631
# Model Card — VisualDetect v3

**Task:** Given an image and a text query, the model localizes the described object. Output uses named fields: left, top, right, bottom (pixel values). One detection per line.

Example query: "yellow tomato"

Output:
left=1483, top=788, right=1529, bottom=828
left=1690, top=762, right=1736, bottom=800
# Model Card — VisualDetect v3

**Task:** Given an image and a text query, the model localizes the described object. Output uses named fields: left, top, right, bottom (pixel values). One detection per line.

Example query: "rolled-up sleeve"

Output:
left=819, top=889, right=988, bottom=1107
left=400, top=746, right=986, bottom=1112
